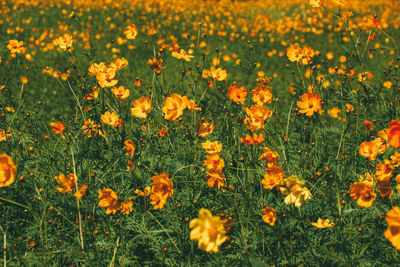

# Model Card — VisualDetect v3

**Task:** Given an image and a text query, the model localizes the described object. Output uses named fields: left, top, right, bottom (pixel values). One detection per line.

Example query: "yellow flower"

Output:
left=0, top=154, right=17, bottom=188
left=162, top=94, right=188, bottom=121
left=280, top=176, right=312, bottom=207
left=201, top=140, right=223, bottom=154
left=311, top=218, right=335, bottom=228
left=101, top=111, right=121, bottom=127
left=189, top=208, right=228, bottom=253
left=57, top=33, right=73, bottom=51
left=131, top=96, right=152, bottom=119
left=209, top=66, right=227, bottom=81
left=111, top=85, right=130, bottom=101
left=124, top=24, right=138, bottom=40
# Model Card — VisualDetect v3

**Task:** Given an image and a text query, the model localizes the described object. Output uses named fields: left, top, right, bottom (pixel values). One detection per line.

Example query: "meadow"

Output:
left=1, top=0, right=400, bottom=265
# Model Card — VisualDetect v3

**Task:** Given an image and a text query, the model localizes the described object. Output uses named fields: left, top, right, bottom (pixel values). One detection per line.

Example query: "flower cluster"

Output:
left=202, top=140, right=226, bottom=189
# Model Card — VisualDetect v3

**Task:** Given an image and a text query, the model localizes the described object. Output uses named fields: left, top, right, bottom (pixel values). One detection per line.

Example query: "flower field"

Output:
left=2, top=0, right=400, bottom=265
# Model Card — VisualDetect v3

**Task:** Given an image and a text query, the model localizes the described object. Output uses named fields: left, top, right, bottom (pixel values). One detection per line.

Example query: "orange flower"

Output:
left=187, top=99, right=201, bottom=111
left=261, top=207, right=277, bottom=226
left=96, top=67, right=118, bottom=88
left=7, top=40, right=26, bottom=54
left=197, top=118, right=214, bottom=138
left=309, top=0, right=323, bottom=7
left=259, top=147, right=279, bottom=166
left=124, top=139, right=135, bottom=158
left=134, top=78, right=142, bottom=87
left=384, top=206, right=400, bottom=250
left=124, top=24, right=138, bottom=40
left=202, top=140, right=223, bottom=154
left=83, top=86, right=99, bottom=101
left=162, top=94, right=188, bottom=121
left=111, top=85, right=130, bottom=101
left=209, top=66, right=227, bottom=81
left=55, top=174, right=76, bottom=194
left=311, top=218, right=335, bottom=228
left=364, top=120, right=375, bottom=131
left=227, top=85, right=247, bottom=103
left=243, top=105, right=273, bottom=131
left=82, top=119, right=101, bottom=137
left=286, top=44, right=303, bottom=63
left=296, top=92, right=322, bottom=117
left=301, top=45, right=315, bottom=65
left=389, top=120, right=400, bottom=149
left=349, top=181, right=376, bottom=207
left=120, top=201, right=133, bottom=215
left=359, top=138, right=384, bottom=161
left=251, top=84, right=272, bottom=106
left=366, top=15, right=379, bottom=29
left=134, top=186, right=151, bottom=196
left=57, top=33, right=73, bottom=51
left=327, top=107, right=341, bottom=119
left=148, top=58, right=166, bottom=75
left=101, top=111, right=122, bottom=127
left=0, top=154, right=17, bottom=188
left=377, top=180, right=392, bottom=199
left=261, top=165, right=285, bottom=189
left=131, top=96, right=152, bottom=119
left=150, top=173, right=173, bottom=210
left=158, top=127, right=169, bottom=137
left=171, top=49, right=194, bottom=62
left=49, top=121, right=66, bottom=135
left=204, top=154, right=225, bottom=172
left=98, top=188, right=119, bottom=215
left=74, top=184, right=88, bottom=199
left=239, top=133, right=265, bottom=145
left=375, top=160, right=393, bottom=182
left=109, top=58, right=128, bottom=71
left=205, top=170, right=226, bottom=189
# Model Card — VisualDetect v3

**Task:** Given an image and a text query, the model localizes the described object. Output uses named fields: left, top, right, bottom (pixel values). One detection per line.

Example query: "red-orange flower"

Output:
left=240, top=133, right=265, bottom=145
left=389, top=120, right=400, bottom=148
left=296, top=92, right=322, bottom=117
left=227, top=85, right=247, bottom=103
left=124, top=139, right=136, bottom=158
left=49, top=121, right=66, bottom=135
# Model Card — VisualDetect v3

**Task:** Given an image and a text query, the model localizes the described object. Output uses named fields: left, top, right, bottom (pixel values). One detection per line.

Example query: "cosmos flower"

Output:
left=296, top=92, right=322, bottom=117
left=189, top=208, right=228, bottom=253
left=0, top=154, right=17, bottom=188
